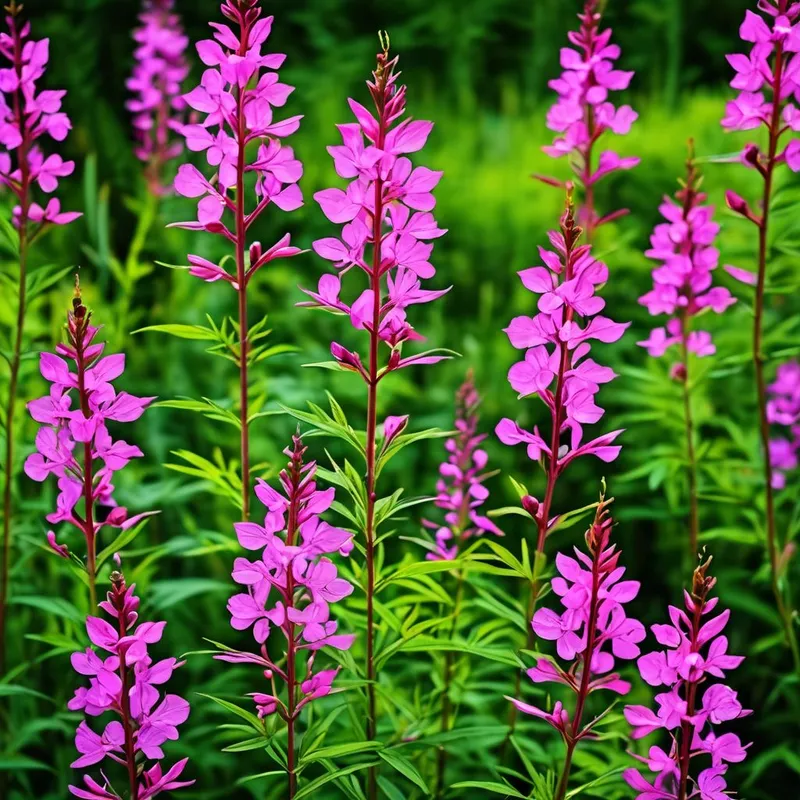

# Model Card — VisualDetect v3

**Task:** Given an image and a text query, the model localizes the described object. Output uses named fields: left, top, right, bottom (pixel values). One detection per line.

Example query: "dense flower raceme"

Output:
left=496, top=196, right=628, bottom=549
left=538, top=0, right=639, bottom=235
left=172, top=0, right=303, bottom=288
left=722, top=0, right=800, bottom=283
left=623, top=558, right=750, bottom=800
left=0, top=5, right=80, bottom=227
left=423, top=373, right=501, bottom=560
left=509, top=499, right=645, bottom=798
left=767, top=359, right=800, bottom=488
left=23, top=288, right=155, bottom=587
left=69, top=572, right=193, bottom=800
left=126, top=0, right=189, bottom=190
left=217, top=433, right=355, bottom=722
left=638, top=157, right=736, bottom=365
left=301, top=37, right=449, bottom=375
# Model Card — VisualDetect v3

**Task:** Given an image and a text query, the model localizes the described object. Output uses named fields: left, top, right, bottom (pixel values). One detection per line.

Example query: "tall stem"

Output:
left=115, top=590, right=139, bottom=798
left=676, top=593, right=703, bottom=800
left=285, top=467, right=300, bottom=799
left=507, top=210, right=578, bottom=739
left=436, top=568, right=465, bottom=797
left=75, top=322, right=98, bottom=609
left=0, top=15, right=31, bottom=673
left=553, top=534, right=602, bottom=800
left=754, top=19, right=800, bottom=673
left=679, top=323, right=699, bottom=562
left=363, top=60, right=389, bottom=800
left=235, top=17, right=251, bottom=521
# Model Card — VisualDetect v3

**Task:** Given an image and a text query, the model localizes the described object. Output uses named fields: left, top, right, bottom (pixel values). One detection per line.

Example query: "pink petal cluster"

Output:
left=509, top=501, right=644, bottom=741
left=496, top=201, right=629, bottom=505
left=0, top=8, right=80, bottom=227
left=539, top=0, right=639, bottom=233
left=126, top=0, right=189, bottom=190
left=767, top=359, right=800, bottom=488
left=423, top=374, right=501, bottom=560
left=172, top=0, right=302, bottom=285
left=69, top=573, right=193, bottom=799
left=722, top=1, right=800, bottom=178
left=24, top=291, right=155, bottom=562
left=624, top=560, right=750, bottom=800
left=638, top=162, right=735, bottom=364
left=301, top=41, right=449, bottom=375
left=218, top=434, right=355, bottom=720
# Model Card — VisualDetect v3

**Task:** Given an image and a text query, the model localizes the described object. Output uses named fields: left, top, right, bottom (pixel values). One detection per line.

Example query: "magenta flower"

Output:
left=126, top=0, right=189, bottom=193
left=423, top=373, right=501, bottom=561
left=23, top=286, right=155, bottom=606
left=767, top=359, right=800, bottom=489
left=496, top=195, right=628, bottom=556
left=69, top=572, right=193, bottom=799
left=300, top=34, right=448, bottom=762
left=721, top=0, right=800, bottom=667
left=217, top=433, right=354, bottom=798
left=638, top=158, right=734, bottom=363
left=0, top=2, right=81, bottom=665
left=623, top=558, right=750, bottom=800
left=170, top=0, right=303, bottom=518
left=508, top=498, right=645, bottom=800
left=538, top=0, right=639, bottom=238
left=0, top=6, right=81, bottom=228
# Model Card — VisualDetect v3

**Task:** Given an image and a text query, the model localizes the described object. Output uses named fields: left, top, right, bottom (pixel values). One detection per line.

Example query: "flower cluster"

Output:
left=0, top=6, right=80, bottom=227
left=218, top=433, right=354, bottom=720
left=24, top=288, right=154, bottom=571
left=173, top=0, right=303, bottom=286
left=126, top=0, right=189, bottom=191
left=302, top=35, right=449, bottom=376
left=767, top=359, right=800, bottom=488
left=69, top=572, right=193, bottom=799
left=624, top=558, right=749, bottom=800
left=539, top=0, right=639, bottom=235
left=722, top=0, right=800, bottom=182
left=496, top=197, right=629, bottom=536
left=423, top=373, right=501, bottom=560
left=638, top=157, right=735, bottom=366
left=509, top=500, right=644, bottom=786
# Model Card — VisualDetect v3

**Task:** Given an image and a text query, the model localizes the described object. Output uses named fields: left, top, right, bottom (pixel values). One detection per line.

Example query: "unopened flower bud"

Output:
left=725, top=190, right=750, bottom=217
left=670, top=362, right=687, bottom=383
left=522, top=495, right=540, bottom=519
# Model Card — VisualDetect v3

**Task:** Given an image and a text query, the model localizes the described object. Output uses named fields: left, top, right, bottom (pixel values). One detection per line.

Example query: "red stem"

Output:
left=75, top=324, right=98, bottom=610
left=234, top=12, right=251, bottom=521
left=554, top=535, right=602, bottom=800
left=676, top=594, right=704, bottom=800
left=0, top=12, right=32, bottom=673
left=753, top=5, right=800, bottom=673
left=285, top=463, right=300, bottom=799
left=115, top=591, right=139, bottom=798
left=363, top=57, right=390, bottom=800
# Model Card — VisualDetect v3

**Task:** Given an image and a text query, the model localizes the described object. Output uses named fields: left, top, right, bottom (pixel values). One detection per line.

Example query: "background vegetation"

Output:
left=2, top=0, right=799, bottom=797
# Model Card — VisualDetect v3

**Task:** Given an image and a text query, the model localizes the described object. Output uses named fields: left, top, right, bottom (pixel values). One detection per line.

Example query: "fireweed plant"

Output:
left=420, top=373, right=501, bottom=795
left=126, top=0, right=189, bottom=195
left=298, top=34, right=448, bottom=794
left=496, top=193, right=628, bottom=733
left=623, top=557, right=750, bottom=800
left=538, top=0, right=639, bottom=240
left=637, top=151, right=735, bottom=558
left=214, top=433, right=354, bottom=799
left=721, top=0, right=800, bottom=672
left=509, top=494, right=645, bottom=800
left=69, top=570, right=193, bottom=799
left=0, top=0, right=80, bottom=670
left=165, top=0, right=303, bottom=519
left=23, top=285, right=155, bottom=608
left=768, top=359, right=800, bottom=489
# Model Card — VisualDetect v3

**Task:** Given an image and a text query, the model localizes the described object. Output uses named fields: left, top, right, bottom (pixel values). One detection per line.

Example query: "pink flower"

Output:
left=539, top=1, right=638, bottom=232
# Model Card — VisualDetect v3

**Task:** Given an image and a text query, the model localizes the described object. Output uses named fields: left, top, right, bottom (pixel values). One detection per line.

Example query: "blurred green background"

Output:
left=4, top=0, right=800, bottom=797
